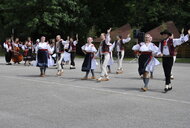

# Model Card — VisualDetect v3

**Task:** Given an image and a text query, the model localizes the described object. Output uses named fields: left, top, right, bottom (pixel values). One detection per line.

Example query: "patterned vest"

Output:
left=161, top=38, right=175, bottom=56
left=101, top=40, right=109, bottom=53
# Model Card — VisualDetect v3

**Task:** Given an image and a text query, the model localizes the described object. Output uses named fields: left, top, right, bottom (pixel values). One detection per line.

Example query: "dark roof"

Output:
left=94, top=24, right=131, bottom=42
left=146, top=21, right=180, bottom=42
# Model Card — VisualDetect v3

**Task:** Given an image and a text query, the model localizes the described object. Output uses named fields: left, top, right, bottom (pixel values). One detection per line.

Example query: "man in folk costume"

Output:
left=55, top=35, right=68, bottom=76
left=159, top=29, right=190, bottom=92
left=96, top=28, right=112, bottom=81
left=68, top=34, right=78, bottom=69
left=3, top=38, right=13, bottom=65
left=112, top=34, right=131, bottom=74
left=81, top=37, right=97, bottom=80
left=132, top=34, right=161, bottom=91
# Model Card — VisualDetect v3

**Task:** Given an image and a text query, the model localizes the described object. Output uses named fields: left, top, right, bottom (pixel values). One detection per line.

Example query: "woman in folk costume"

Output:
left=96, top=28, right=112, bottom=81
left=35, top=36, right=52, bottom=77
left=132, top=34, right=161, bottom=91
left=159, top=29, right=189, bottom=92
left=81, top=37, right=97, bottom=80
left=23, top=37, right=33, bottom=66
left=111, top=34, right=131, bottom=74
left=147, top=36, right=160, bottom=79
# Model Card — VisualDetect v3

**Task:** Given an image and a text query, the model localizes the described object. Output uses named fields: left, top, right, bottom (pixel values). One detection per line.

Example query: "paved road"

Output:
left=0, top=57, right=190, bottom=128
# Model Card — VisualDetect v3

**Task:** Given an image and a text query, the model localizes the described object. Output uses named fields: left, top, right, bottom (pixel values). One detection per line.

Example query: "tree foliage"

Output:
left=0, top=0, right=189, bottom=42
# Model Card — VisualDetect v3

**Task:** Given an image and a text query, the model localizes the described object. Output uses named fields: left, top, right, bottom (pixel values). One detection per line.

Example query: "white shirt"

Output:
left=68, top=40, right=78, bottom=52
left=98, top=33, right=112, bottom=55
left=111, top=37, right=131, bottom=52
left=56, top=40, right=68, bottom=53
left=50, top=46, right=55, bottom=54
left=3, top=42, right=12, bottom=52
left=159, top=34, right=189, bottom=55
left=81, top=43, right=97, bottom=53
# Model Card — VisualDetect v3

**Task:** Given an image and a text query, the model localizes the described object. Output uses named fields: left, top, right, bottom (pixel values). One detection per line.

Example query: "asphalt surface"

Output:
left=0, top=57, right=190, bottom=128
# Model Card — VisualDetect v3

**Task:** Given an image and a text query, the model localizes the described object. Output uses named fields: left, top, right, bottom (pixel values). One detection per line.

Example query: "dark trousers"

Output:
left=162, top=57, right=173, bottom=85
left=5, top=51, right=12, bottom=63
left=70, top=52, right=76, bottom=66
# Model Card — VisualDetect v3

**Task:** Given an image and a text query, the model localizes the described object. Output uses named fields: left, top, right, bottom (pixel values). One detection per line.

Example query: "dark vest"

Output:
left=69, top=41, right=76, bottom=52
left=161, top=38, right=175, bottom=56
left=59, top=41, right=64, bottom=52
left=115, top=40, right=125, bottom=51
left=101, top=40, right=109, bottom=53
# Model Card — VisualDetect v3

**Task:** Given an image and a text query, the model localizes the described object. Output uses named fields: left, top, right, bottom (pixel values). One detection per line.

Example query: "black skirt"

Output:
left=37, top=50, right=48, bottom=67
left=138, top=54, right=151, bottom=75
left=23, top=49, right=33, bottom=61
left=81, top=53, right=93, bottom=72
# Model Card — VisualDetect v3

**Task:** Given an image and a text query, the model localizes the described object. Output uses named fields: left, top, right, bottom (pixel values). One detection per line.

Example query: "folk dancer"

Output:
left=111, top=34, right=131, bottom=74
left=68, top=34, right=78, bottom=69
left=81, top=37, right=97, bottom=80
left=159, top=29, right=190, bottom=92
left=3, top=38, right=13, bottom=65
left=35, top=36, right=52, bottom=77
left=22, top=38, right=33, bottom=66
left=96, top=28, right=112, bottom=81
left=62, top=36, right=70, bottom=65
left=55, top=35, right=68, bottom=76
left=132, top=34, right=161, bottom=91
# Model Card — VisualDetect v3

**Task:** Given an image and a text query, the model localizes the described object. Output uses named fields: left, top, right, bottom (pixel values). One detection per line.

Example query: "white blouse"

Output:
left=81, top=43, right=97, bottom=53
left=36, top=42, right=52, bottom=54
left=132, top=42, right=160, bottom=55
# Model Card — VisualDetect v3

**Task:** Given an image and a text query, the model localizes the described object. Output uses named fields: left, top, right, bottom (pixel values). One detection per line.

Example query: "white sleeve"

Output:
left=19, top=44, right=23, bottom=47
left=122, top=37, right=131, bottom=44
left=3, top=43, right=8, bottom=49
left=105, top=33, right=111, bottom=45
left=173, top=34, right=186, bottom=47
left=73, top=41, right=78, bottom=46
left=22, top=45, right=26, bottom=50
left=61, top=40, right=68, bottom=45
left=50, top=47, right=54, bottom=53
left=183, top=34, right=189, bottom=42
left=81, top=45, right=85, bottom=51
left=132, top=44, right=140, bottom=51
left=110, top=42, right=115, bottom=51
left=95, top=47, right=100, bottom=57
left=47, top=45, right=52, bottom=54
left=151, top=44, right=161, bottom=56
left=91, top=45, right=97, bottom=53
left=35, top=45, right=38, bottom=53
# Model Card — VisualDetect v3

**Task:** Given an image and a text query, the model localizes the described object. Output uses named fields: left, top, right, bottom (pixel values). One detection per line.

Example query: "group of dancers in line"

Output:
left=3, top=37, right=35, bottom=66
left=2, top=28, right=190, bottom=92
left=2, top=35, right=79, bottom=74
left=80, top=28, right=189, bottom=93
